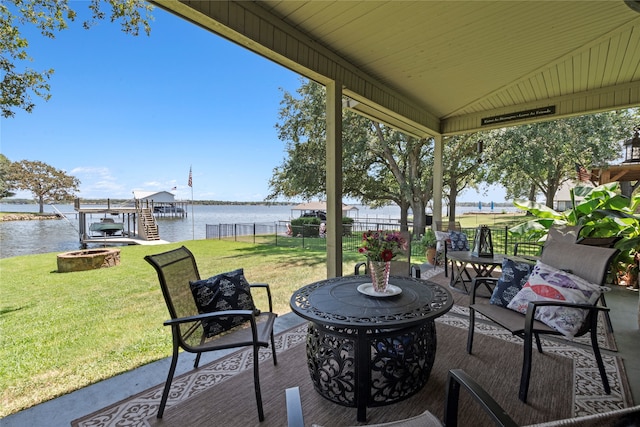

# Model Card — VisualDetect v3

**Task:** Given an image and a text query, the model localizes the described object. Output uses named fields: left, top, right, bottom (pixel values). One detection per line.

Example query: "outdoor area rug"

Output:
left=72, top=302, right=632, bottom=427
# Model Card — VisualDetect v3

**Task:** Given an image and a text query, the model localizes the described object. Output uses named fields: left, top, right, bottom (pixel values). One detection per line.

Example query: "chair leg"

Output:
left=519, top=332, right=534, bottom=403
left=253, top=344, right=265, bottom=421
left=195, top=332, right=207, bottom=368
left=599, top=293, right=614, bottom=333
left=534, top=333, right=543, bottom=353
left=590, top=324, right=611, bottom=394
left=271, top=331, right=278, bottom=365
left=467, top=307, right=475, bottom=354
left=158, top=344, right=180, bottom=418
left=445, top=256, right=449, bottom=277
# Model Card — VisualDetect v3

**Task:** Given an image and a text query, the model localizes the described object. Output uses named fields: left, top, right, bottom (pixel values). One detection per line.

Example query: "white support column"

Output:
left=326, top=80, right=343, bottom=278
left=433, top=134, right=443, bottom=229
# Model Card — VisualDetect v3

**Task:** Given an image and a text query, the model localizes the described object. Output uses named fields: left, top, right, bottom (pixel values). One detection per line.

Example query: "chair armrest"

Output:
left=469, top=277, right=498, bottom=304
left=250, top=282, right=274, bottom=312
left=526, top=300, right=610, bottom=312
left=163, top=309, right=255, bottom=327
left=523, top=301, right=609, bottom=336
left=285, top=387, right=305, bottom=427
left=354, top=261, right=366, bottom=275
left=445, top=369, right=518, bottom=427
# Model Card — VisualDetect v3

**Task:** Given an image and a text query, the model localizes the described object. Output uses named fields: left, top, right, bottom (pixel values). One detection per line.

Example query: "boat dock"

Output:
left=81, top=236, right=169, bottom=246
left=73, top=199, right=166, bottom=248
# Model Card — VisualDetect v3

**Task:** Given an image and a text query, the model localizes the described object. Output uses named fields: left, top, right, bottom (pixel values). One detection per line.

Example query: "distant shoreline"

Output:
left=0, top=198, right=297, bottom=206
left=0, top=212, right=60, bottom=221
left=2, top=198, right=514, bottom=207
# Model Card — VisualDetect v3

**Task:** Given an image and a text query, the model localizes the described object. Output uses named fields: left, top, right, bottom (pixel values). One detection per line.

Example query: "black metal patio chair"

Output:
left=145, top=246, right=277, bottom=421
left=467, top=240, right=618, bottom=403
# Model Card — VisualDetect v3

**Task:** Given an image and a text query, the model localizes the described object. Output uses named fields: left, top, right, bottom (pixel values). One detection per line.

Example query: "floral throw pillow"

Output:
left=448, top=231, right=469, bottom=251
left=490, top=257, right=534, bottom=307
left=190, top=268, right=258, bottom=337
left=506, top=261, right=603, bottom=337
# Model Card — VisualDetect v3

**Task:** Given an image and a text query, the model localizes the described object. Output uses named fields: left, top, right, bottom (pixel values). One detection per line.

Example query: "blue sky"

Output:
left=1, top=4, right=504, bottom=204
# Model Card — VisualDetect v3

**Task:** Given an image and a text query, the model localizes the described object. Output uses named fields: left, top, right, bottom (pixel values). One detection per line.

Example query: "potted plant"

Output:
left=618, top=250, right=639, bottom=290
left=420, top=229, right=438, bottom=265
left=511, top=182, right=640, bottom=285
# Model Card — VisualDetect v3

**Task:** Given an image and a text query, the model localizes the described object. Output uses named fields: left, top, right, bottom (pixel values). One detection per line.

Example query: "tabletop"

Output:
left=290, top=275, right=452, bottom=330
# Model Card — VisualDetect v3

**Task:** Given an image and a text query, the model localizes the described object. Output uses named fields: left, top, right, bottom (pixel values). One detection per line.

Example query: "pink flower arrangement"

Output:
left=358, top=230, right=407, bottom=262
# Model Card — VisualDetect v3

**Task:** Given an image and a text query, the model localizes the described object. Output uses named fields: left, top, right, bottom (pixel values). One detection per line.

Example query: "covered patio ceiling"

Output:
left=150, top=0, right=640, bottom=277
left=152, top=0, right=640, bottom=137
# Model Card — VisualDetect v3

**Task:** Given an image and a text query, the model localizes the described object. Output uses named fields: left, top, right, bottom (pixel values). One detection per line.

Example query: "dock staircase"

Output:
left=138, top=208, right=160, bottom=240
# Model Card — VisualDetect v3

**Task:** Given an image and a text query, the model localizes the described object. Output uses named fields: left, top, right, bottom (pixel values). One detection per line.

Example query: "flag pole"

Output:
left=188, top=166, right=194, bottom=240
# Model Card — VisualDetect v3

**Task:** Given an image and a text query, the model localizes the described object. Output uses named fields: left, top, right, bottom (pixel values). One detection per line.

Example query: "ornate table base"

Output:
left=305, top=320, right=437, bottom=416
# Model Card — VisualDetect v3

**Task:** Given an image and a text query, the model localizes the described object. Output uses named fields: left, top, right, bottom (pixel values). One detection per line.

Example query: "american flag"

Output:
left=575, top=163, right=590, bottom=182
left=188, top=167, right=192, bottom=187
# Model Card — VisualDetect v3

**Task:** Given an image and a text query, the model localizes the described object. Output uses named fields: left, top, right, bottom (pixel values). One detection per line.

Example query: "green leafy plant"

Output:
left=510, top=182, right=640, bottom=280
left=419, top=228, right=438, bottom=250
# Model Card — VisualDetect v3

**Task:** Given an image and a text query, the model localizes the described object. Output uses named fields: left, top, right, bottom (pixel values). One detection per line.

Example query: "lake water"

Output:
left=0, top=202, right=517, bottom=259
left=0, top=203, right=399, bottom=258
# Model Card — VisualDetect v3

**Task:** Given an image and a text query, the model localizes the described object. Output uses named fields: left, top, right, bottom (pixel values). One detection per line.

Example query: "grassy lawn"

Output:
left=457, top=212, right=527, bottom=228
left=0, top=213, right=529, bottom=416
left=0, top=239, right=364, bottom=416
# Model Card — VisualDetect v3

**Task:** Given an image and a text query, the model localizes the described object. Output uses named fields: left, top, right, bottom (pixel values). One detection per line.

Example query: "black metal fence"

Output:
left=205, top=220, right=538, bottom=257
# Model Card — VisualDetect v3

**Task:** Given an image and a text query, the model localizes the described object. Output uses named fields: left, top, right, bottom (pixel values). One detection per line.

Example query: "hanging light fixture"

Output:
left=623, top=125, right=640, bottom=163
left=477, top=140, right=484, bottom=164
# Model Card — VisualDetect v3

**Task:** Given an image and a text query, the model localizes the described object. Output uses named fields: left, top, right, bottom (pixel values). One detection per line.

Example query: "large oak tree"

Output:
left=7, top=160, right=80, bottom=212
left=482, top=111, right=638, bottom=207
left=268, top=80, right=435, bottom=235
left=0, top=154, right=15, bottom=198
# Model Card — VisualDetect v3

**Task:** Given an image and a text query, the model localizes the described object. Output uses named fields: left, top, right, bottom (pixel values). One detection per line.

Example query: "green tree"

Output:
left=442, top=132, right=489, bottom=224
left=1, top=0, right=153, bottom=118
left=483, top=111, right=637, bottom=207
left=0, top=154, right=15, bottom=198
left=7, top=160, right=80, bottom=212
left=268, top=80, right=434, bottom=235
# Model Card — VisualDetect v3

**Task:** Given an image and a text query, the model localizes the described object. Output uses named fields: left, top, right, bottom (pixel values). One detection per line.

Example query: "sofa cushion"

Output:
left=190, top=268, right=257, bottom=337
left=506, top=261, right=602, bottom=337
left=490, top=257, right=534, bottom=307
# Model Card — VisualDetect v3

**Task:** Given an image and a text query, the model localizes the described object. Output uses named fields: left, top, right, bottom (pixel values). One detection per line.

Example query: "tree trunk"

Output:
left=528, top=184, right=536, bottom=202
left=544, top=182, right=558, bottom=208
left=411, top=199, right=427, bottom=238
left=448, top=187, right=459, bottom=225
left=399, top=201, right=409, bottom=232
left=38, top=196, right=45, bottom=214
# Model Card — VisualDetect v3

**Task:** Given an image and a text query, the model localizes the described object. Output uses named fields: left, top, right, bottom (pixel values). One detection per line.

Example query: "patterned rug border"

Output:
left=72, top=307, right=632, bottom=427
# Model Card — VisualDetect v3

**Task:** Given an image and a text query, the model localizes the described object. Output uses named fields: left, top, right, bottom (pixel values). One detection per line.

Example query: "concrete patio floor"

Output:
left=3, top=281, right=638, bottom=427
